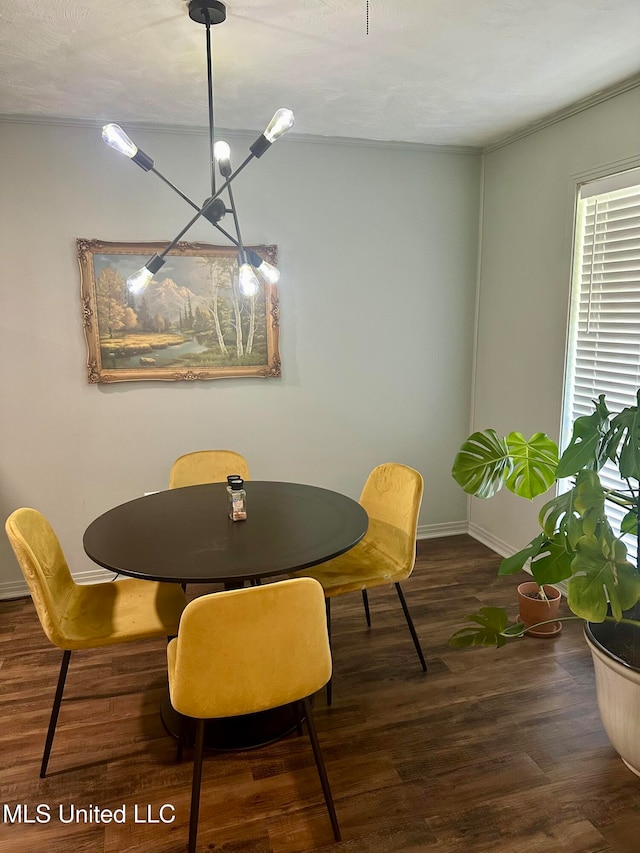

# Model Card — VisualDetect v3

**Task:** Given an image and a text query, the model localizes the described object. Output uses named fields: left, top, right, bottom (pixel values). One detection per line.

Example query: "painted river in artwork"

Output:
left=101, top=338, right=209, bottom=369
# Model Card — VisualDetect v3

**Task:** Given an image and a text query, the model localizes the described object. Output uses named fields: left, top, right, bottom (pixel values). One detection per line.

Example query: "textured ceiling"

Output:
left=1, top=0, right=640, bottom=147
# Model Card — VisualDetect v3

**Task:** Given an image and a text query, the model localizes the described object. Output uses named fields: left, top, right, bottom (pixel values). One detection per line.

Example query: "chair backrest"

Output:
left=359, top=463, right=424, bottom=570
left=169, top=450, right=251, bottom=489
left=168, top=578, right=331, bottom=719
left=5, top=508, right=76, bottom=649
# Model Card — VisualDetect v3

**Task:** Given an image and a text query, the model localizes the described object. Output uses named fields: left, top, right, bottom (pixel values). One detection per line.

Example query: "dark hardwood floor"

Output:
left=2, top=534, right=640, bottom=852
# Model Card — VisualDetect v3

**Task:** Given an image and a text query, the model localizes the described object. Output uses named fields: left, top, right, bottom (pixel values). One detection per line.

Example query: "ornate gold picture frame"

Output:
left=78, top=239, right=281, bottom=383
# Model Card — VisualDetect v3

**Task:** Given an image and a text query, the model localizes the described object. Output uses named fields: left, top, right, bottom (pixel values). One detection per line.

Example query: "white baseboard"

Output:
left=416, top=521, right=468, bottom=539
left=466, top=522, right=517, bottom=558
left=0, top=579, right=32, bottom=600
left=0, top=567, right=116, bottom=601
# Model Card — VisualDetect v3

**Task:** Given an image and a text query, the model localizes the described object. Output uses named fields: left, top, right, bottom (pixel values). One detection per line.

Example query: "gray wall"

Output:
left=0, top=120, right=481, bottom=594
left=470, top=86, right=640, bottom=555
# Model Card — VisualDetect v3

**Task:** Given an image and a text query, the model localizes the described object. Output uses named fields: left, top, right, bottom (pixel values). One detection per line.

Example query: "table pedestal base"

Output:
left=160, top=693, right=302, bottom=751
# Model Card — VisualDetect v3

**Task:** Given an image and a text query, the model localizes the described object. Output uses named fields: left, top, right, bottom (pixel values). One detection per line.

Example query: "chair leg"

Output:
left=395, top=583, right=427, bottom=672
left=295, top=705, right=304, bottom=737
left=325, top=599, right=333, bottom=706
left=362, top=589, right=371, bottom=627
left=302, top=697, right=341, bottom=842
left=40, top=649, right=72, bottom=778
left=188, top=719, right=206, bottom=853
left=177, top=713, right=187, bottom=762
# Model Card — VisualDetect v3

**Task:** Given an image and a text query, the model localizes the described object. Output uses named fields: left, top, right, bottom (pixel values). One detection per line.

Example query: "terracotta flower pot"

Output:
left=517, top=581, right=562, bottom=637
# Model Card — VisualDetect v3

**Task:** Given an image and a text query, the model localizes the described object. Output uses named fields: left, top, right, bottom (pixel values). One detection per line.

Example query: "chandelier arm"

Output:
left=149, top=167, right=201, bottom=212
left=158, top=152, right=255, bottom=259
left=211, top=221, right=240, bottom=248
left=204, top=12, right=216, bottom=196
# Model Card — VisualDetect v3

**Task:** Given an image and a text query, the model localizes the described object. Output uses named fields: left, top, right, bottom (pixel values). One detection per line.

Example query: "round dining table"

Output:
left=83, top=480, right=368, bottom=749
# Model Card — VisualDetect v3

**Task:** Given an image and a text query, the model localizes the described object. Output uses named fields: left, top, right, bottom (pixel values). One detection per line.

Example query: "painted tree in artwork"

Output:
left=135, top=296, right=153, bottom=332
left=123, top=306, right=138, bottom=330
left=196, top=255, right=234, bottom=354
left=245, top=294, right=257, bottom=354
left=96, top=267, right=127, bottom=338
left=228, top=271, right=246, bottom=357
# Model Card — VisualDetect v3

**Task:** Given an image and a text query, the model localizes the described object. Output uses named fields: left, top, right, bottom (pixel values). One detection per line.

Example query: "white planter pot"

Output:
left=585, top=625, right=640, bottom=776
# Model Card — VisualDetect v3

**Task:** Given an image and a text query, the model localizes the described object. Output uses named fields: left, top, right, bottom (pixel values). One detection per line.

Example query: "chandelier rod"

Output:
left=204, top=10, right=216, bottom=196
left=226, top=182, right=247, bottom=261
left=150, top=167, right=203, bottom=212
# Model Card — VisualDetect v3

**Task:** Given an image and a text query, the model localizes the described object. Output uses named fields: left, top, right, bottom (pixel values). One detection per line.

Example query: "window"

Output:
left=562, top=166, right=640, bottom=555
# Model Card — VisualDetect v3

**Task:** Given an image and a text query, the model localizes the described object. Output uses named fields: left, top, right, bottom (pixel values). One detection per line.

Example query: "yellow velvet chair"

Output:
left=167, top=578, right=340, bottom=852
left=5, top=507, right=187, bottom=777
left=292, top=463, right=426, bottom=704
left=169, top=450, right=250, bottom=489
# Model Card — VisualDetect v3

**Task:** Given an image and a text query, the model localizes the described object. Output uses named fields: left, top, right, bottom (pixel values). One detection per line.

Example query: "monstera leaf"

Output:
left=529, top=536, right=574, bottom=586
left=448, top=607, right=525, bottom=648
left=452, top=430, right=558, bottom=500
left=556, top=394, right=609, bottom=478
left=498, top=533, right=546, bottom=576
left=504, top=432, right=559, bottom=499
left=603, top=390, right=640, bottom=481
left=621, top=508, right=639, bottom=535
left=568, top=534, right=640, bottom=622
left=538, top=489, right=584, bottom=548
left=451, top=430, right=513, bottom=499
left=539, top=468, right=606, bottom=541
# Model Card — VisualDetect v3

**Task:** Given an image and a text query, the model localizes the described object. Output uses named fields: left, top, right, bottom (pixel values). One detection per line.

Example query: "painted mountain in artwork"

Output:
left=142, top=277, right=210, bottom=323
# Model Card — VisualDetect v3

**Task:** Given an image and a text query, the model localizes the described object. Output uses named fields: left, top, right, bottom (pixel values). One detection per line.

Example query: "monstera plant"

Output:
left=450, top=392, right=640, bottom=648
left=449, top=391, right=640, bottom=775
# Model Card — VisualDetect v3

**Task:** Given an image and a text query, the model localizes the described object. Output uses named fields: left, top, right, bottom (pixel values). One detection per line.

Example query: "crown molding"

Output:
left=483, top=72, right=640, bottom=153
left=0, top=112, right=480, bottom=155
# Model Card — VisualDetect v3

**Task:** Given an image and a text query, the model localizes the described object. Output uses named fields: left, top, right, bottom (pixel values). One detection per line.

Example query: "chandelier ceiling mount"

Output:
left=188, top=0, right=226, bottom=25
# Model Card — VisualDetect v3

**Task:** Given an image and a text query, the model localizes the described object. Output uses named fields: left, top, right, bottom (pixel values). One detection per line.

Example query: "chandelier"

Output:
left=100, top=0, right=294, bottom=297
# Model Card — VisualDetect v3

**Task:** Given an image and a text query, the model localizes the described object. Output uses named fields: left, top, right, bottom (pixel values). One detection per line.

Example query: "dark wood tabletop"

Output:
left=83, top=481, right=369, bottom=584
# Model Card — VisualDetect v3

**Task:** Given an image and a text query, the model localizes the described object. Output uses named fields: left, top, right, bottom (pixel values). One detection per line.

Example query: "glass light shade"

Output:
left=213, top=140, right=231, bottom=162
left=127, top=266, right=154, bottom=295
left=263, top=109, right=295, bottom=143
left=257, top=260, right=280, bottom=284
left=102, top=124, right=137, bottom=158
left=238, top=264, right=260, bottom=297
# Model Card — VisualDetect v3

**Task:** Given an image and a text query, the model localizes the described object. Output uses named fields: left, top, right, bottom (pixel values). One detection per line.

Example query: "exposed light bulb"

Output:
left=127, top=253, right=165, bottom=295
left=127, top=267, right=154, bottom=295
left=246, top=250, right=280, bottom=284
left=250, top=109, right=296, bottom=158
left=213, top=140, right=231, bottom=162
left=257, top=260, right=280, bottom=284
left=264, top=109, right=295, bottom=143
left=102, top=124, right=137, bottom=158
left=102, top=123, right=154, bottom=171
left=214, top=140, right=232, bottom=178
left=238, top=264, right=260, bottom=297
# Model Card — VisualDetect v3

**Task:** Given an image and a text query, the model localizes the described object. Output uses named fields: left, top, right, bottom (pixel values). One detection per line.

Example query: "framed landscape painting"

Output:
left=78, top=239, right=281, bottom=383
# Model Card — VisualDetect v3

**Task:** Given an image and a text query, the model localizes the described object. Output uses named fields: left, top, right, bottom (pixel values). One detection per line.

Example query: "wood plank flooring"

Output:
left=2, top=535, right=640, bottom=852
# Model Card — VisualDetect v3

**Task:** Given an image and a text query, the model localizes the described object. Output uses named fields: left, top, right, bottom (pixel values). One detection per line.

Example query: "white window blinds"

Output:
left=563, top=166, right=640, bottom=554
